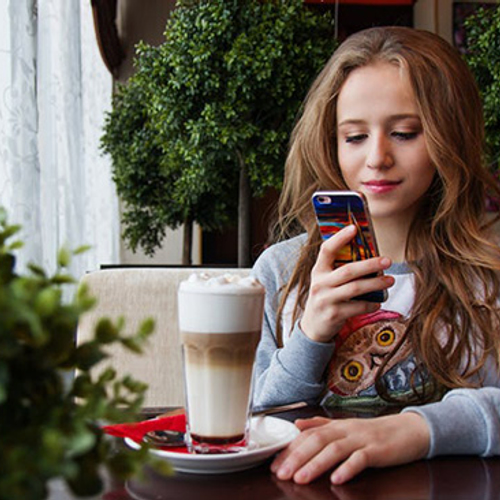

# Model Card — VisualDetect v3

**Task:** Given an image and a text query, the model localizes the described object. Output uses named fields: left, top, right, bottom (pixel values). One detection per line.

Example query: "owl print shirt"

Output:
left=252, top=234, right=500, bottom=459
left=252, top=233, right=418, bottom=410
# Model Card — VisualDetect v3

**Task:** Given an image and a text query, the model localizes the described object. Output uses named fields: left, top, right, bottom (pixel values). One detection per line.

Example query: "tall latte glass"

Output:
left=178, top=273, right=265, bottom=454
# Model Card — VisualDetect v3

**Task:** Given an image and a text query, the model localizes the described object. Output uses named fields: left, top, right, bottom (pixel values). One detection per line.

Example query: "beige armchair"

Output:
left=76, top=267, right=250, bottom=407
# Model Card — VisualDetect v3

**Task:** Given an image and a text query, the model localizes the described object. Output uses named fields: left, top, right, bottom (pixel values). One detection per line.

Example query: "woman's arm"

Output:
left=251, top=237, right=335, bottom=410
left=271, top=386, right=500, bottom=485
left=403, top=386, right=500, bottom=457
left=252, top=316, right=335, bottom=410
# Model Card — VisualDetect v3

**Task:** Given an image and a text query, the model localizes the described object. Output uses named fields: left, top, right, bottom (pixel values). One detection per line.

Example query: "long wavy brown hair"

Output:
left=275, top=26, right=500, bottom=403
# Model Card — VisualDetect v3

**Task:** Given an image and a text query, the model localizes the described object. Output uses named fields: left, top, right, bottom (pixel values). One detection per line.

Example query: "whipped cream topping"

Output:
left=178, top=272, right=265, bottom=333
left=179, top=272, right=264, bottom=295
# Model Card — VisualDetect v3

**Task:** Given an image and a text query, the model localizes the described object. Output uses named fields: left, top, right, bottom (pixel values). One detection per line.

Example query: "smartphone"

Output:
left=312, top=190, right=387, bottom=302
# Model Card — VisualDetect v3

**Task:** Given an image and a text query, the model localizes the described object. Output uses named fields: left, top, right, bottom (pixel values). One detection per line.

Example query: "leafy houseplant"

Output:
left=0, top=208, right=164, bottom=499
left=101, top=0, right=336, bottom=266
left=463, top=6, right=500, bottom=181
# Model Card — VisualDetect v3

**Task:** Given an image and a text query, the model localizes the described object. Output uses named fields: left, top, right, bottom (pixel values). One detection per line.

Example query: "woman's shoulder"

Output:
left=252, top=233, right=307, bottom=285
left=255, top=233, right=307, bottom=268
left=260, top=233, right=307, bottom=259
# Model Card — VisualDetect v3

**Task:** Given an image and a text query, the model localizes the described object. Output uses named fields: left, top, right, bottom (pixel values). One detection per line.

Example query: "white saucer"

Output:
left=124, top=416, right=299, bottom=474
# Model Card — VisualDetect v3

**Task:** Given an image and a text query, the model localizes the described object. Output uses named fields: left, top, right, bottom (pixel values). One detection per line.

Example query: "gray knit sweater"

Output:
left=251, top=234, right=500, bottom=458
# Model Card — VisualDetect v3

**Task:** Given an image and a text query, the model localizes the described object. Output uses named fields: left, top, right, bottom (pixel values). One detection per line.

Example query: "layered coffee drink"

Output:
left=178, top=273, right=265, bottom=454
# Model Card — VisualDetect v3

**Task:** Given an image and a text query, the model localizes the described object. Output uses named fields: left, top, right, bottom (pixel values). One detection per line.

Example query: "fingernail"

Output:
left=277, top=465, right=292, bottom=480
left=295, top=469, right=309, bottom=483
left=340, top=224, right=356, bottom=234
left=380, top=257, right=391, bottom=267
left=331, top=471, right=342, bottom=484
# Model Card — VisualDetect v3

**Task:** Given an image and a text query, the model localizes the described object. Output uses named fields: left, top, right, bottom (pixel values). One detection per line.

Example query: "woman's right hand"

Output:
left=300, top=225, right=394, bottom=343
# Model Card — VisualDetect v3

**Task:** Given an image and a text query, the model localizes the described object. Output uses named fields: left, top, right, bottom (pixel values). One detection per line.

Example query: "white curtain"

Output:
left=0, top=0, right=119, bottom=279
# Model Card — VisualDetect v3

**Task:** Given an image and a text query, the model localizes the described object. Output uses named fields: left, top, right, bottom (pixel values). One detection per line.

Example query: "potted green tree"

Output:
left=0, top=208, right=166, bottom=499
left=101, top=0, right=336, bottom=266
left=462, top=5, right=500, bottom=209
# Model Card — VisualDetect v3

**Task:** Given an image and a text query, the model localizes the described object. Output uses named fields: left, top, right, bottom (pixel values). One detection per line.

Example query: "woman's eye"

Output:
left=345, top=134, right=367, bottom=144
left=392, top=131, right=418, bottom=141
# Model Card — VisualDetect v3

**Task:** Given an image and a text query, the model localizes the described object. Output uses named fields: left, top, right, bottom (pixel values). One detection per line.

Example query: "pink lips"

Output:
left=363, top=180, right=401, bottom=194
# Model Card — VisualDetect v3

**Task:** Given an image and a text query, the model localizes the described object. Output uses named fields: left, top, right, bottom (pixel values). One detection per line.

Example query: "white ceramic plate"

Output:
left=124, top=416, right=299, bottom=474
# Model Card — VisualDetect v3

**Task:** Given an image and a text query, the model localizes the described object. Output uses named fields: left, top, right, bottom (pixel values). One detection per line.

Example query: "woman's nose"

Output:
left=367, top=136, right=394, bottom=169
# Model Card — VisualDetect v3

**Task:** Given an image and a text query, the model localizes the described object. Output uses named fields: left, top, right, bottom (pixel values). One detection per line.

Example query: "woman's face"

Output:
left=336, top=62, right=435, bottom=227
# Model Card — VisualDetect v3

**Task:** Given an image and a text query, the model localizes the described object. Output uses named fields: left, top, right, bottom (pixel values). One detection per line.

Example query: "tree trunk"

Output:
left=182, top=217, right=193, bottom=266
left=237, top=151, right=251, bottom=268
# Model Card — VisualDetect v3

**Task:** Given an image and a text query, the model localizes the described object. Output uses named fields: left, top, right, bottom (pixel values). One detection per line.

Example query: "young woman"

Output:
left=251, top=26, right=500, bottom=485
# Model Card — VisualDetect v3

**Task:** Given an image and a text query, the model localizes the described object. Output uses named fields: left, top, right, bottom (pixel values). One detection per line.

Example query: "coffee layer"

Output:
left=182, top=331, right=260, bottom=439
left=182, top=330, right=261, bottom=368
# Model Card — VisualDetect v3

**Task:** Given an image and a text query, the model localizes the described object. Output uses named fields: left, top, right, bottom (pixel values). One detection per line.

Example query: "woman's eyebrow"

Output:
left=338, top=113, right=421, bottom=128
left=387, top=113, right=421, bottom=122
left=337, top=119, right=365, bottom=128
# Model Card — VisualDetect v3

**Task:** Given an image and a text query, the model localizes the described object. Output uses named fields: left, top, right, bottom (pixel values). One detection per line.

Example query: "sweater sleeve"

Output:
left=402, top=387, right=500, bottom=457
left=251, top=238, right=335, bottom=411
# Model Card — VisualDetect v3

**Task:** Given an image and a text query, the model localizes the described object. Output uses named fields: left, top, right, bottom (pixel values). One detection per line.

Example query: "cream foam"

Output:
left=179, top=272, right=264, bottom=295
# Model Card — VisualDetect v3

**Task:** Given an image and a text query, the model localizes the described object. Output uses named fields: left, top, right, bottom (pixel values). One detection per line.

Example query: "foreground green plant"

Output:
left=0, top=208, right=166, bottom=499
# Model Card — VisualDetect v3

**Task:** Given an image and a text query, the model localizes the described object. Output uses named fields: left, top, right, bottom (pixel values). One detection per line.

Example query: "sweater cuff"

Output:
left=402, top=393, right=487, bottom=458
left=277, top=321, right=335, bottom=384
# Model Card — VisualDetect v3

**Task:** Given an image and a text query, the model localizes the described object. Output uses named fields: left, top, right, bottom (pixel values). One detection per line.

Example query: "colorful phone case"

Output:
left=312, top=191, right=386, bottom=302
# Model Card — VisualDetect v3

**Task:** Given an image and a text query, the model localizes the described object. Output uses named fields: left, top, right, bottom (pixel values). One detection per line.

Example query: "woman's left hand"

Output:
left=271, top=413, right=430, bottom=485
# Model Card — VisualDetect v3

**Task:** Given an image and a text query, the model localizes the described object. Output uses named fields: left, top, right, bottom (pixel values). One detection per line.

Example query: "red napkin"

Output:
left=103, top=412, right=188, bottom=453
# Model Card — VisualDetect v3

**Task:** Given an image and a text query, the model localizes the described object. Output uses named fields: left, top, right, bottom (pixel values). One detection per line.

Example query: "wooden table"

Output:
left=48, top=405, right=500, bottom=500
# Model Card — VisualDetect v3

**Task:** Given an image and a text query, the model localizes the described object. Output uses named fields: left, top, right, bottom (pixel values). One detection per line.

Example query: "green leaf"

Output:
left=73, top=245, right=92, bottom=255
left=71, top=373, right=93, bottom=398
left=66, top=428, right=97, bottom=457
left=34, top=288, right=61, bottom=317
left=98, top=366, right=117, bottom=383
left=28, top=263, right=47, bottom=277
left=51, top=273, right=76, bottom=285
left=6, top=240, right=23, bottom=251
left=120, top=337, right=143, bottom=354
left=138, top=318, right=155, bottom=338
left=57, top=247, right=71, bottom=268
left=75, top=343, right=108, bottom=370
left=95, top=318, right=119, bottom=343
